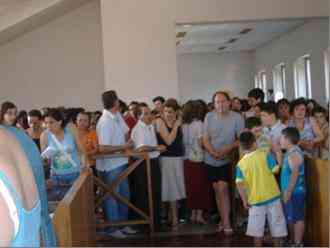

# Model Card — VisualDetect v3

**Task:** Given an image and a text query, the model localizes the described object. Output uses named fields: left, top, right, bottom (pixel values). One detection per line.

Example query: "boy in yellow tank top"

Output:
left=236, top=131, right=287, bottom=247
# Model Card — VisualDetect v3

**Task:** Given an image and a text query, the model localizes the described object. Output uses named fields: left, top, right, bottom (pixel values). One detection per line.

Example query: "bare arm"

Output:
left=236, top=182, right=250, bottom=209
left=158, top=120, right=179, bottom=146
left=202, top=134, right=219, bottom=158
left=310, top=117, right=324, bottom=146
left=0, top=193, right=13, bottom=247
left=39, top=131, right=48, bottom=153
left=98, top=143, right=131, bottom=154
left=283, top=152, right=303, bottom=203
left=73, top=132, right=86, bottom=155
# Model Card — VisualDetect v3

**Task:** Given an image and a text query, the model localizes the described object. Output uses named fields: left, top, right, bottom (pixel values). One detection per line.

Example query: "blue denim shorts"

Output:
left=49, top=172, right=79, bottom=201
left=283, top=194, right=305, bottom=224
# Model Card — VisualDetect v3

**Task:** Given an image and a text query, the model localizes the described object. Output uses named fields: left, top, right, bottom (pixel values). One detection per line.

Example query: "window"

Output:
left=255, top=71, right=268, bottom=100
left=294, top=55, right=312, bottom=98
left=324, top=48, right=330, bottom=103
left=273, top=63, right=286, bottom=101
left=255, top=75, right=260, bottom=88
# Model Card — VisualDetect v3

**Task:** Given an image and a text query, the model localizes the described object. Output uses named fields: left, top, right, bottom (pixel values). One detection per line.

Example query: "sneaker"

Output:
left=108, top=230, right=127, bottom=239
left=121, top=226, right=138, bottom=235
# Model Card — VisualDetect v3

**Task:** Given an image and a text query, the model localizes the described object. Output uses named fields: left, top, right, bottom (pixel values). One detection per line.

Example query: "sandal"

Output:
left=216, top=223, right=224, bottom=233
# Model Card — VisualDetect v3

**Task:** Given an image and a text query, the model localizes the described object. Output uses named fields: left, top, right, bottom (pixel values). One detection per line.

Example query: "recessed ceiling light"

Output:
left=240, top=28, right=252, bottom=34
left=176, top=32, right=187, bottom=38
left=227, top=38, right=238, bottom=43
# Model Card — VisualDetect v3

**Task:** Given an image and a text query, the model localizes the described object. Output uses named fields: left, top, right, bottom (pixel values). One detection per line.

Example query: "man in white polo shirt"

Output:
left=96, top=90, right=136, bottom=238
left=131, top=103, right=166, bottom=232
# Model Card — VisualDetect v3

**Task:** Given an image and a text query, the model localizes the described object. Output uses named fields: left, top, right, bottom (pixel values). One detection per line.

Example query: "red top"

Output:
left=124, top=114, right=137, bottom=131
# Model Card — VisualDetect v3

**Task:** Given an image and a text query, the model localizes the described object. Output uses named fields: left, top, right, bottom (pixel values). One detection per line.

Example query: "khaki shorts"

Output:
left=247, top=198, right=287, bottom=238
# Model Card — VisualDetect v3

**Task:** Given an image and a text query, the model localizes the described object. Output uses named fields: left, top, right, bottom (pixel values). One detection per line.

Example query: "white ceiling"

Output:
left=0, top=0, right=90, bottom=46
left=176, top=19, right=308, bottom=54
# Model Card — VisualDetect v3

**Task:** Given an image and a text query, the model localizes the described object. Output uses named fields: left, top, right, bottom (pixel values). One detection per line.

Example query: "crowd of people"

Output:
left=0, top=87, right=328, bottom=247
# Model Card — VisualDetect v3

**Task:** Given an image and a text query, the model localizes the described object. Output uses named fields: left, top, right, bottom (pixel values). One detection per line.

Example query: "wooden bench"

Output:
left=52, top=169, right=96, bottom=247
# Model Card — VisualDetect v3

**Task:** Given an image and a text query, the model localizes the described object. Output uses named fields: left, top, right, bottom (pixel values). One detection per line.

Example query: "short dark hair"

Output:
left=312, top=106, right=327, bottom=117
left=77, top=111, right=91, bottom=121
left=245, top=117, right=262, bottom=130
left=153, top=96, right=165, bottom=104
left=248, top=88, right=265, bottom=103
left=28, top=109, right=42, bottom=119
left=260, top=102, right=278, bottom=117
left=129, top=101, right=139, bottom=107
left=136, top=102, right=149, bottom=118
left=164, top=98, right=180, bottom=112
left=239, top=131, right=256, bottom=151
left=119, top=99, right=128, bottom=114
left=102, top=90, right=118, bottom=110
left=290, top=98, right=307, bottom=114
left=240, top=99, right=250, bottom=112
left=212, top=91, right=231, bottom=103
left=282, top=127, right=300, bottom=145
left=277, top=98, right=290, bottom=106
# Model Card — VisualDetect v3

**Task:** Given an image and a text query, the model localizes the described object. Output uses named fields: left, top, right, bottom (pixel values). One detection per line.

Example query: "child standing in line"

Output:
left=279, top=127, right=306, bottom=247
left=236, top=131, right=287, bottom=247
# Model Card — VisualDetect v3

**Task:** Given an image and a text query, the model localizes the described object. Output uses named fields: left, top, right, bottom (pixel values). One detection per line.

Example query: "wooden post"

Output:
left=145, top=154, right=154, bottom=234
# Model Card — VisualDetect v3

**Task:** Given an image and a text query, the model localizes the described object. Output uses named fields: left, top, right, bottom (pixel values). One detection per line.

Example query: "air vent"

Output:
left=239, top=28, right=252, bottom=34
left=227, top=38, right=238, bottom=44
left=176, top=32, right=186, bottom=38
left=218, top=46, right=226, bottom=51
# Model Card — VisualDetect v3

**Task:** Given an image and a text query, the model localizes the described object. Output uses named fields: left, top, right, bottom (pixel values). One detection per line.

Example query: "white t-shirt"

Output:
left=96, top=109, right=129, bottom=172
left=131, top=120, right=160, bottom=159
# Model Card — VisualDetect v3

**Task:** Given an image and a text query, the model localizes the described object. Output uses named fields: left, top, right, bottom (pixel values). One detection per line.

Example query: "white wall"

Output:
left=0, top=0, right=104, bottom=111
left=101, top=0, right=328, bottom=104
left=255, top=19, right=329, bottom=105
left=177, top=52, right=254, bottom=103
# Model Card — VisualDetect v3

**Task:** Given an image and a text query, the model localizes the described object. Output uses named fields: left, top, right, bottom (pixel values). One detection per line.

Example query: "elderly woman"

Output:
left=156, top=98, right=186, bottom=231
left=0, top=128, right=41, bottom=247
left=288, top=98, right=324, bottom=157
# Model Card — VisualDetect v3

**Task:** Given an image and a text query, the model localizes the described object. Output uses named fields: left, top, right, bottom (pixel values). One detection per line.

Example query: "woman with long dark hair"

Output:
left=40, top=108, right=84, bottom=201
left=0, top=101, right=17, bottom=126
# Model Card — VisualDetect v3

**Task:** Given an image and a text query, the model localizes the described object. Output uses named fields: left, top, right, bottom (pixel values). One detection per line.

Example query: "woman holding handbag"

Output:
left=182, top=100, right=212, bottom=225
left=40, top=108, right=85, bottom=201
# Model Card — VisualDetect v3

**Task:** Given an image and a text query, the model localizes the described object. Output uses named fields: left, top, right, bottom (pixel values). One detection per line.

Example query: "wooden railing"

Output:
left=52, top=169, right=96, bottom=247
left=305, top=158, right=329, bottom=247
left=51, top=153, right=329, bottom=247
left=93, top=151, right=155, bottom=234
